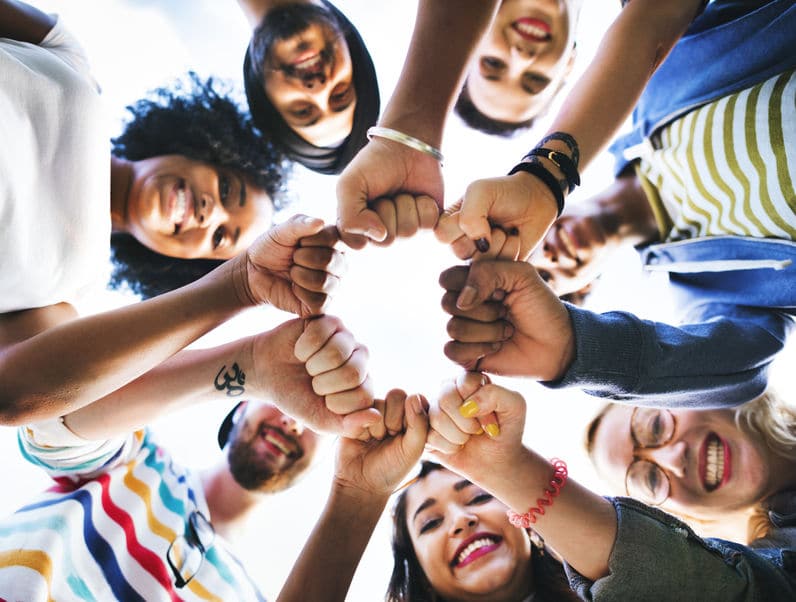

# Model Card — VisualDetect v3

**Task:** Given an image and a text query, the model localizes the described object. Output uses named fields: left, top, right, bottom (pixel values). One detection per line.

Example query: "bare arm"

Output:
left=0, top=0, right=55, bottom=44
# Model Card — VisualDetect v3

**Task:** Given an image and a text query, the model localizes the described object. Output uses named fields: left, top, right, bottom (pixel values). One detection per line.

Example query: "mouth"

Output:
left=512, top=18, right=551, bottom=42
left=699, top=432, right=731, bottom=492
left=259, top=425, right=301, bottom=461
left=450, top=533, right=503, bottom=570
left=171, top=180, right=192, bottom=235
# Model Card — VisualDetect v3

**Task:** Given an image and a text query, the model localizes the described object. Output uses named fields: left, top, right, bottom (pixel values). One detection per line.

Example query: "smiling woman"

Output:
left=242, top=0, right=379, bottom=174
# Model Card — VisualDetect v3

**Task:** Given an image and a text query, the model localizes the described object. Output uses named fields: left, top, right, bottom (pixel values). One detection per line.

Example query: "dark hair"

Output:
left=110, top=72, right=288, bottom=299
left=454, top=81, right=534, bottom=138
left=244, top=0, right=379, bottom=174
left=387, top=462, right=579, bottom=602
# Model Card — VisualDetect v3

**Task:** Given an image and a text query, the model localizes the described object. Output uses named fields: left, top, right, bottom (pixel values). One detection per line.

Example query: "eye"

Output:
left=219, top=174, right=231, bottom=205
left=212, top=225, right=226, bottom=250
left=650, top=413, right=663, bottom=442
left=522, top=72, right=551, bottom=94
left=481, top=56, right=506, bottom=72
left=330, top=84, right=353, bottom=109
left=646, top=465, right=663, bottom=496
left=291, top=104, right=315, bottom=119
left=468, top=492, right=493, bottom=505
left=419, top=517, right=442, bottom=535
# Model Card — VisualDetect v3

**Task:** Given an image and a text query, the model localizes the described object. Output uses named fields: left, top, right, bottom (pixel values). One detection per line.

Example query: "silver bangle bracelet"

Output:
left=366, top=126, right=444, bottom=164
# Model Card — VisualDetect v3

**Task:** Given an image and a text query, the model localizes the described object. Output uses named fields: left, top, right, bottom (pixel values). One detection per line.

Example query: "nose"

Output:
left=197, top=194, right=220, bottom=226
left=301, top=72, right=327, bottom=90
left=281, top=415, right=304, bottom=436
left=448, top=508, right=478, bottom=537
left=643, top=441, right=687, bottom=479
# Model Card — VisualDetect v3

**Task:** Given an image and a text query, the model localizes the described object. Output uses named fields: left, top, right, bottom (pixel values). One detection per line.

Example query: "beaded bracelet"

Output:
left=507, top=458, right=568, bottom=529
left=367, top=126, right=444, bottom=164
left=508, top=160, right=566, bottom=217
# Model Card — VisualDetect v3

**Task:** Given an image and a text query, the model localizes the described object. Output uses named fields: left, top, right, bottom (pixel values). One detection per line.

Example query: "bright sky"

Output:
left=1, top=1, right=794, bottom=600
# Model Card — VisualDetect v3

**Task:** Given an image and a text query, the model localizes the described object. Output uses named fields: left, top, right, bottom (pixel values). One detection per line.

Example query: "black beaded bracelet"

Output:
left=508, top=160, right=566, bottom=217
left=524, top=148, right=581, bottom=193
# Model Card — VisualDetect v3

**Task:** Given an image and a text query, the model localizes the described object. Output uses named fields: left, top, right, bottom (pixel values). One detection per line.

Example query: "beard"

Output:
left=226, top=422, right=307, bottom=493
left=251, top=3, right=343, bottom=77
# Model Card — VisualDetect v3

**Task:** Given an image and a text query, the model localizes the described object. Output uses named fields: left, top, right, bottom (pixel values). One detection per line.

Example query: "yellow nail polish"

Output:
left=459, top=399, right=479, bottom=418
left=484, top=423, right=500, bottom=438
left=476, top=427, right=485, bottom=435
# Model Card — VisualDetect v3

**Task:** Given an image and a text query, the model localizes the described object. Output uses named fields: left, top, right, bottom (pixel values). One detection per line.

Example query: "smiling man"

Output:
left=0, top=316, right=376, bottom=601
left=240, top=0, right=379, bottom=174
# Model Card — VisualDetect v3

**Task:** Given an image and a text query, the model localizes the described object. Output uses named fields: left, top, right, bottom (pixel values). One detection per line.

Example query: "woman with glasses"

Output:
left=586, top=390, right=796, bottom=568
left=422, top=373, right=796, bottom=600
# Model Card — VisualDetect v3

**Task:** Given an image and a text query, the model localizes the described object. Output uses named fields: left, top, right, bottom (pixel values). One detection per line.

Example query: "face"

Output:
left=124, top=155, right=272, bottom=260
left=467, top=0, right=575, bottom=123
left=226, top=401, right=320, bottom=493
left=259, top=3, right=356, bottom=147
left=591, top=406, right=776, bottom=520
left=406, top=469, right=532, bottom=601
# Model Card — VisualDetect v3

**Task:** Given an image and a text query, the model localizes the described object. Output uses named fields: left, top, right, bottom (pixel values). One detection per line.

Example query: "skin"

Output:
left=226, top=400, right=320, bottom=487
left=263, top=19, right=355, bottom=147
left=406, top=468, right=533, bottom=601
left=467, top=0, right=575, bottom=123
left=591, top=405, right=796, bottom=520
left=111, top=155, right=273, bottom=260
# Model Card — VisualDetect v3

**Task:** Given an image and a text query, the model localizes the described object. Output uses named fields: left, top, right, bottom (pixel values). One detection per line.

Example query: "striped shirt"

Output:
left=0, top=427, right=266, bottom=601
left=637, top=69, right=796, bottom=242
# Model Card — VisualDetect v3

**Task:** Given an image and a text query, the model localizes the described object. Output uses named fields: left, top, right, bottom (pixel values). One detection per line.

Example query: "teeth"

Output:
left=265, top=432, right=292, bottom=456
left=456, top=537, right=496, bottom=566
left=516, top=22, right=548, bottom=38
left=174, top=188, right=186, bottom=225
left=294, top=54, right=322, bottom=71
left=705, top=437, right=724, bottom=489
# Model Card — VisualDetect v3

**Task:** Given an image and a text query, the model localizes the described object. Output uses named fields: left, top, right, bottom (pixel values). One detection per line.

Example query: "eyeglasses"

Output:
left=167, top=511, right=216, bottom=589
left=624, top=408, right=678, bottom=506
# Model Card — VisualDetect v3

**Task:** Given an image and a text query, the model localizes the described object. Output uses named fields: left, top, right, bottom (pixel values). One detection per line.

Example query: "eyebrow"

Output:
left=413, top=498, right=436, bottom=521
left=454, top=479, right=473, bottom=492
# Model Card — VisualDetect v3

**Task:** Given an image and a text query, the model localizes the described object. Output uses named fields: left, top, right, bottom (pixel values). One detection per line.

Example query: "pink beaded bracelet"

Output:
left=507, top=458, right=568, bottom=529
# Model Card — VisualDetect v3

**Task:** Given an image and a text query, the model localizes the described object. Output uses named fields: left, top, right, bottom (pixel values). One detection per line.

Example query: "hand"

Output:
left=531, top=214, right=613, bottom=297
left=441, top=171, right=558, bottom=261
left=370, top=194, right=440, bottom=247
left=426, top=373, right=526, bottom=485
left=251, top=316, right=377, bottom=438
left=334, top=390, right=429, bottom=497
left=435, top=199, right=521, bottom=262
left=241, top=215, right=345, bottom=317
left=439, top=261, right=575, bottom=381
left=336, top=138, right=444, bottom=249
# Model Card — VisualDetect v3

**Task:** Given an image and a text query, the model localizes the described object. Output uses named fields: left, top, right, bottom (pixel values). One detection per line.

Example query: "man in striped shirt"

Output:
left=0, top=315, right=374, bottom=601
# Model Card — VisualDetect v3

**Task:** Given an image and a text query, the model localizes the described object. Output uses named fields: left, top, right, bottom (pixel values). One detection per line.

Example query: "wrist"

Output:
left=330, top=479, right=391, bottom=510
left=379, top=107, right=444, bottom=150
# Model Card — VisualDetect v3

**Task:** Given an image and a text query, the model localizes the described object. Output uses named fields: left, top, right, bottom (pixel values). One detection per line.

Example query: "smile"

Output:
left=259, top=425, right=300, bottom=459
left=451, top=533, right=503, bottom=569
left=700, top=432, right=731, bottom=492
left=512, top=18, right=551, bottom=42
left=171, top=180, right=192, bottom=234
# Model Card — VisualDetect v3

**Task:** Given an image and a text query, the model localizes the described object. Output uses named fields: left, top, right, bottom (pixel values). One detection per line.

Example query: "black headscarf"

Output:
left=244, top=0, right=379, bottom=175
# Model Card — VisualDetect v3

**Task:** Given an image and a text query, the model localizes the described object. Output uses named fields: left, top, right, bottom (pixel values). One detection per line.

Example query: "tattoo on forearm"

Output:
left=214, top=363, right=246, bottom=397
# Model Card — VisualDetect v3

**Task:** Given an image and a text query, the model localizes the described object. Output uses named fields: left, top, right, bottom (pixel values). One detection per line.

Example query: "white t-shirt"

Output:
left=0, top=17, right=110, bottom=313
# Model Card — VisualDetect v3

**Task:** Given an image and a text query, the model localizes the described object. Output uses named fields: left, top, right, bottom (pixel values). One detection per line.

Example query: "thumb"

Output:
left=341, top=407, right=382, bottom=440
left=461, top=384, right=526, bottom=436
left=271, top=214, right=325, bottom=247
left=401, top=394, right=429, bottom=459
left=456, top=260, right=535, bottom=310
left=336, top=176, right=387, bottom=242
left=458, top=180, right=498, bottom=253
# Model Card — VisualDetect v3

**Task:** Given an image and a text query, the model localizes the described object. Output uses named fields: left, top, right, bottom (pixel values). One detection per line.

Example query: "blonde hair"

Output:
left=585, top=389, right=796, bottom=542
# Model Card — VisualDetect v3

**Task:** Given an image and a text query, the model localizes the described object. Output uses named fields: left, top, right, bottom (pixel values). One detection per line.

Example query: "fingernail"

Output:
left=504, top=324, right=514, bottom=339
left=475, top=426, right=485, bottom=435
left=457, top=285, right=478, bottom=309
left=459, top=399, right=480, bottom=418
left=301, top=215, right=317, bottom=224
left=484, top=423, right=500, bottom=438
left=475, top=238, right=490, bottom=253
left=367, top=227, right=385, bottom=241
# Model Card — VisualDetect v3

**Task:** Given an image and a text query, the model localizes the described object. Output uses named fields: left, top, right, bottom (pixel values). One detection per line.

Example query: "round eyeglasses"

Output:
left=624, top=408, right=678, bottom=506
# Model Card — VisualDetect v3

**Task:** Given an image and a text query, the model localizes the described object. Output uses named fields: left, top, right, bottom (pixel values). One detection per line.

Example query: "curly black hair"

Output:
left=454, top=81, right=534, bottom=139
left=110, top=72, right=290, bottom=299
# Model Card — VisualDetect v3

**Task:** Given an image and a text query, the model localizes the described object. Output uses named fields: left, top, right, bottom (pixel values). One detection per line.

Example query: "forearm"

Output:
left=236, top=0, right=272, bottom=28
left=468, top=447, right=616, bottom=582
left=278, top=484, right=389, bottom=602
left=380, top=0, right=499, bottom=146
left=63, top=337, right=254, bottom=441
left=541, top=0, right=701, bottom=168
left=0, top=257, right=252, bottom=425
left=550, top=305, right=791, bottom=407
left=0, top=0, right=55, bottom=43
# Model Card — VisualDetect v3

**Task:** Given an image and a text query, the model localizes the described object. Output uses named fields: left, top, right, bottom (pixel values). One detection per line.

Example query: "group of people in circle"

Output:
left=1, top=0, right=795, bottom=600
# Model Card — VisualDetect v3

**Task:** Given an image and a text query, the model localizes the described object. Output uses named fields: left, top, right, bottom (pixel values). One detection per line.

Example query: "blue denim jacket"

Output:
left=566, top=495, right=796, bottom=601
left=610, top=0, right=796, bottom=176
left=549, top=237, right=796, bottom=407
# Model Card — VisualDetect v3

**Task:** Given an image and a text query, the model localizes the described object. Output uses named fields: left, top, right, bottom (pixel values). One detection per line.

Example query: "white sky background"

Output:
left=1, top=1, right=795, bottom=600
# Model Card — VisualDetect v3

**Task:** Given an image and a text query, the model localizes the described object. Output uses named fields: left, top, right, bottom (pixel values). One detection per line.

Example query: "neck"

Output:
left=110, top=156, right=133, bottom=232
left=201, top=462, right=263, bottom=541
